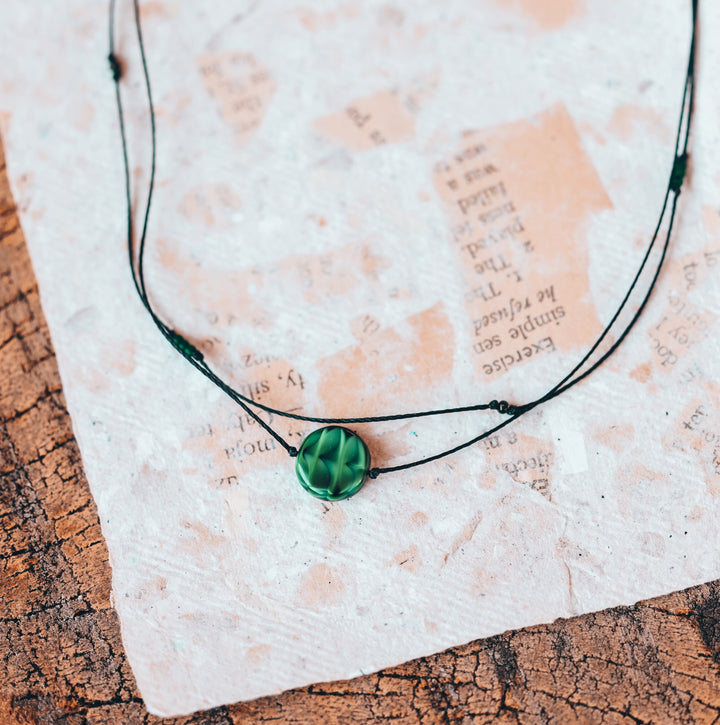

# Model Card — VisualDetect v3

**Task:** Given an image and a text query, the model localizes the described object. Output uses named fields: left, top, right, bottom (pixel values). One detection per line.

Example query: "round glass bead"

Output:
left=295, top=426, right=370, bottom=501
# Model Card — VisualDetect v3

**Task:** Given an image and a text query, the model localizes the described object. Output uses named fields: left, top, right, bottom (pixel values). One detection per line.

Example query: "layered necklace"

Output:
left=108, top=0, right=697, bottom=500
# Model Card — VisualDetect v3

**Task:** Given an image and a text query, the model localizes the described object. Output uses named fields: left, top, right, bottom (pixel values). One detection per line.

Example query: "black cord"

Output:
left=108, top=0, right=696, bottom=477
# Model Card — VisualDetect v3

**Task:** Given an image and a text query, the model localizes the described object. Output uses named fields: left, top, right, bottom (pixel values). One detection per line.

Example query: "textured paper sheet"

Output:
left=1, top=0, right=719, bottom=716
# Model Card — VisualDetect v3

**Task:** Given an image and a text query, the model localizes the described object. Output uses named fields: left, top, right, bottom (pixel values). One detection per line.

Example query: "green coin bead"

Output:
left=295, top=426, right=370, bottom=501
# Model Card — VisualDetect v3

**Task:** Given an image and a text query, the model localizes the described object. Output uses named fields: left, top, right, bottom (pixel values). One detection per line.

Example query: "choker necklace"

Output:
left=108, top=0, right=697, bottom=501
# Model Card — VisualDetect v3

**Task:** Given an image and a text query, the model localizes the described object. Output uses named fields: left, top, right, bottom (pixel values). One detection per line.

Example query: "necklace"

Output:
left=108, top=0, right=697, bottom=501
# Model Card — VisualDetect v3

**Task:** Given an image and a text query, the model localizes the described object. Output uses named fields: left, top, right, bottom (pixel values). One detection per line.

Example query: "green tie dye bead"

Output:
left=295, top=426, right=370, bottom=501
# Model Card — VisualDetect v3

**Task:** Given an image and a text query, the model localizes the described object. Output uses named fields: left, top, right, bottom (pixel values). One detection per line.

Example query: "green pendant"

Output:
left=295, top=426, right=370, bottom=501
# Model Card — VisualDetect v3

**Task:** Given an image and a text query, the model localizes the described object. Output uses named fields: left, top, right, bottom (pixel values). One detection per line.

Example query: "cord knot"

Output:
left=488, top=399, right=523, bottom=415
left=168, top=330, right=204, bottom=361
left=108, top=53, right=122, bottom=82
left=670, top=152, right=688, bottom=193
left=368, top=468, right=379, bottom=480
left=288, top=446, right=298, bottom=458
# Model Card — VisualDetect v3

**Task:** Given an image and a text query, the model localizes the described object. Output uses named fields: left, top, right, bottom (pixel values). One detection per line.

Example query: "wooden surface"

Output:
left=2, top=140, right=720, bottom=725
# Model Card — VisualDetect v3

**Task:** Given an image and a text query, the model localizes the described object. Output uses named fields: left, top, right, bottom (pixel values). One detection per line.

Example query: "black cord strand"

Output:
left=108, top=0, right=696, bottom=477
left=108, top=4, right=523, bottom=441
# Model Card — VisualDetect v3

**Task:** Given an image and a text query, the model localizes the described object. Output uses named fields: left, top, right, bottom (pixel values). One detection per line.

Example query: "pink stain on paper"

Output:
left=198, top=53, right=277, bottom=144
left=433, top=103, right=611, bottom=383
left=315, top=90, right=416, bottom=151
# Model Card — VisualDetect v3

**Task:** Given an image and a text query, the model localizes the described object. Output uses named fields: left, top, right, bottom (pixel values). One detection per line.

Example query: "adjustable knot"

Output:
left=670, top=152, right=688, bottom=193
left=367, top=468, right=379, bottom=480
left=288, top=446, right=298, bottom=458
left=168, top=330, right=204, bottom=362
left=108, top=53, right=122, bottom=82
